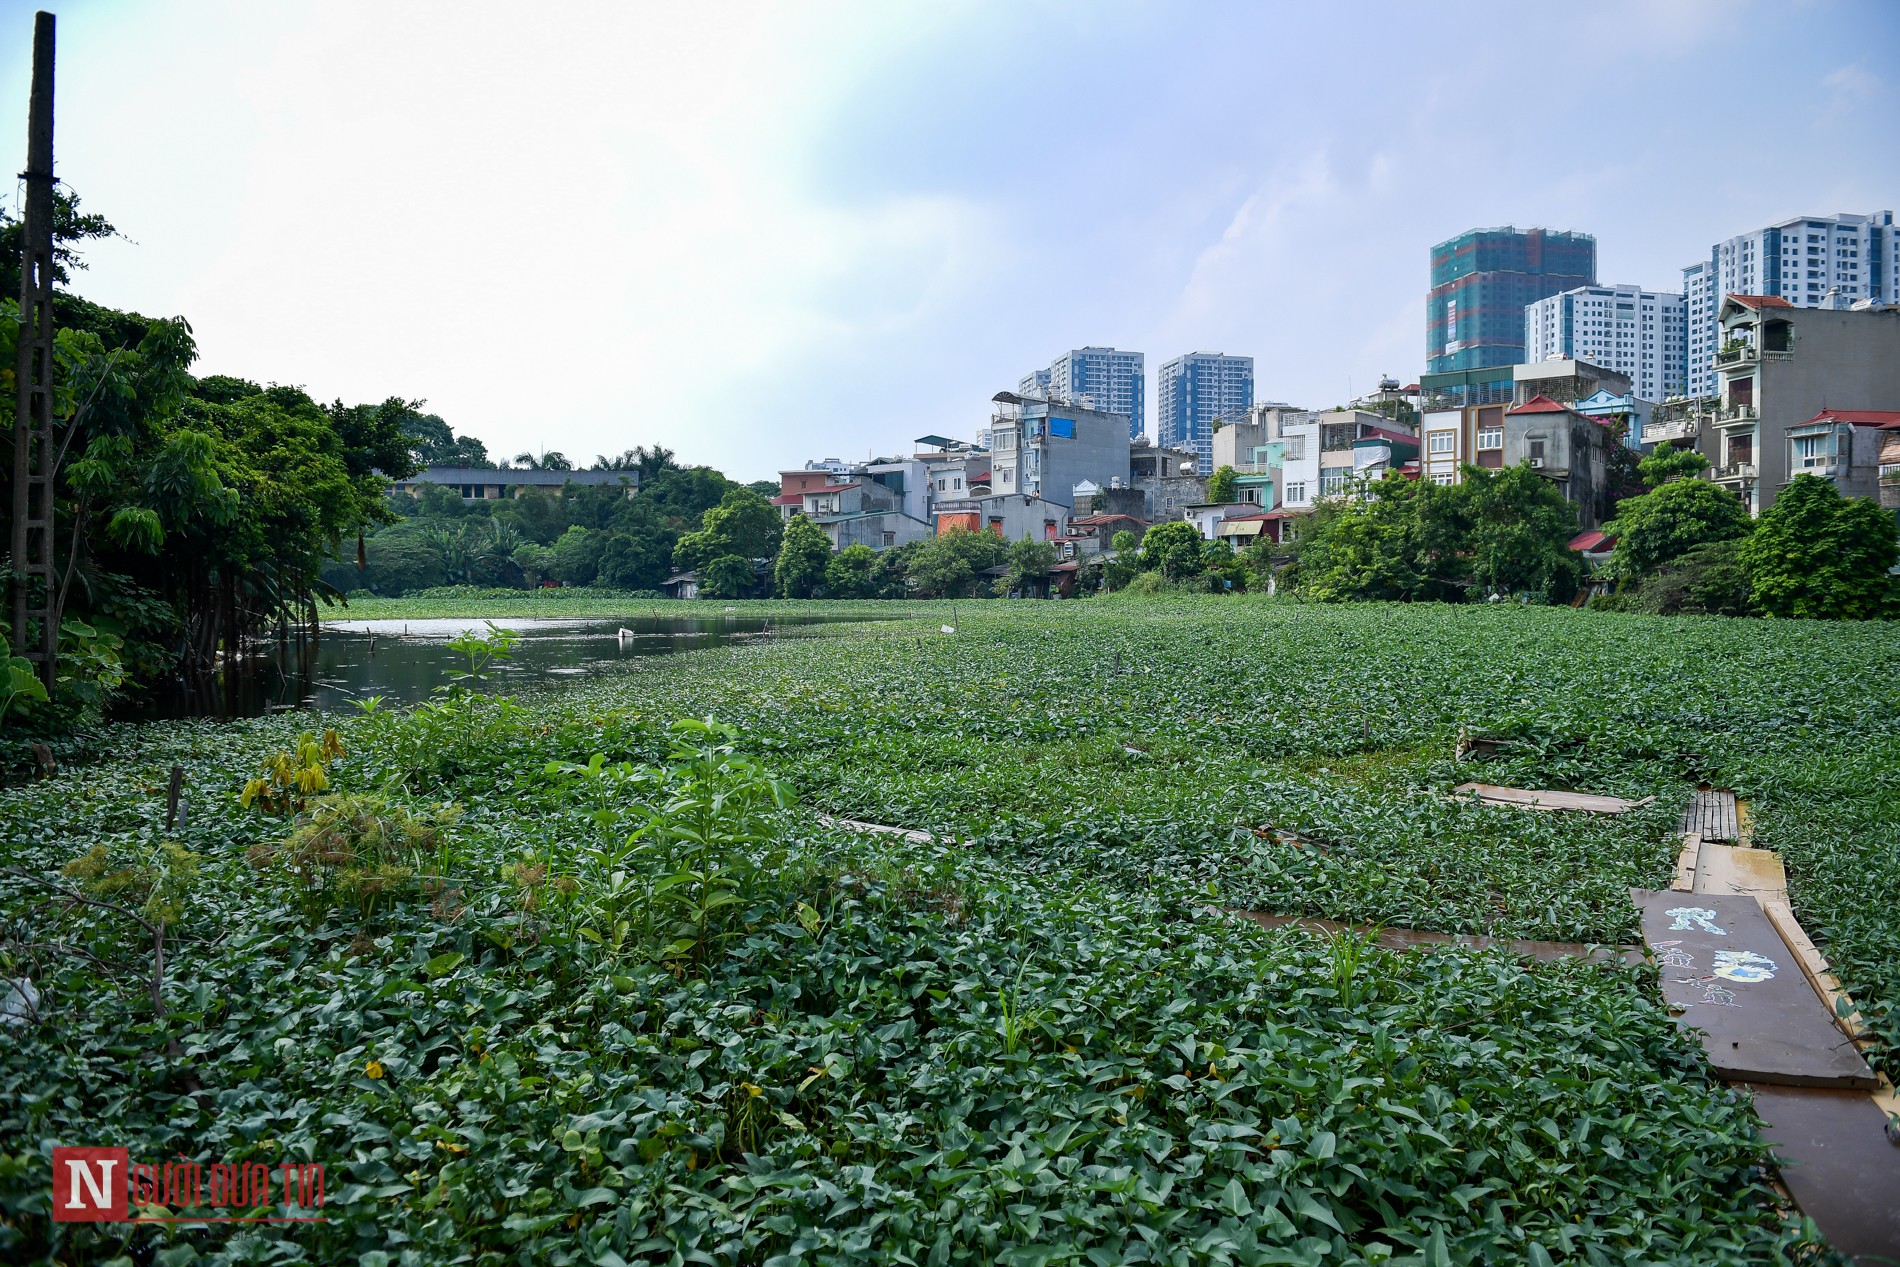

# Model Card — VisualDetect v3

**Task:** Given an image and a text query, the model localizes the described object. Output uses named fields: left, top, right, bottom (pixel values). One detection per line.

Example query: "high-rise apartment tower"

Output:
left=1426, top=227, right=1597, bottom=374
left=1157, top=352, right=1254, bottom=471
left=1681, top=211, right=1897, bottom=397
left=1524, top=285, right=1686, bottom=402
left=1018, top=347, right=1145, bottom=439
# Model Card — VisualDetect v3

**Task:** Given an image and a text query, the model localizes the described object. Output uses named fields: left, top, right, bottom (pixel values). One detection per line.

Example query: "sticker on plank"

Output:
left=1665, top=906, right=1727, bottom=935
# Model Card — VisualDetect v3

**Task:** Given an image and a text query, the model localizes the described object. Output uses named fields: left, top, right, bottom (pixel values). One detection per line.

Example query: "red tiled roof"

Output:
left=1508, top=393, right=1572, bottom=415
left=1727, top=294, right=1795, bottom=310
left=1795, top=408, right=1900, bottom=429
left=1402, top=383, right=1420, bottom=393
left=1569, top=530, right=1615, bottom=553
left=770, top=492, right=803, bottom=505
left=1360, top=426, right=1416, bottom=445
left=805, top=483, right=860, bottom=495
left=1221, top=510, right=1292, bottom=523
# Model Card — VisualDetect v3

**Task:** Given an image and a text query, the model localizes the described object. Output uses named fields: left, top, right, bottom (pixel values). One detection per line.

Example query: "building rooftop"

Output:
left=1569, top=530, right=1616, bottom=553
left=1794, top=408, right=1900, bottom=429
left=1727, top=294, right=1796, bottom=310
left=1508, top=394, right=1575, bottom=416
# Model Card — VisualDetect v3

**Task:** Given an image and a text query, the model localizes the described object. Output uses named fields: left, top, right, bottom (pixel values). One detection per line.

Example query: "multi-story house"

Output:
left=1158, top=352, right=1255, bottom=471
left=932, top=492, right=1069, bottom=542
left=1416, top=396, right=1613, bottom=528
left=1681, top=211, right=1898, bottom=396
left=1427, top=226, right=1597, bottom=374
left=1524, top=285, right=1686, bottom=402
left=988, top=394, right=1131, bottom=511
left=1704, top=295, right=1900, bottom=514
left=1018, top=347, right=1145, bottom=439
left=1129, top=440, right=1205, bottom=519
left=791, top=477, right=934, bottom=551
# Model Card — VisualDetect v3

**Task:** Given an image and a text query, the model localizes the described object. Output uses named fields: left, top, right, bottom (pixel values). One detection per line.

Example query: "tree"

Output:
left=824, top=544, right=879, bottom=598
left=1200, top=539, right=1248, bottom=592
left=1738, top=475, right=1899, bottom=619
left=1289, top=474, right=1465, bottom=602
left=1620, top=539, right=1751, bottom=616
left=774, top=515, right=832, bottom=598
left=674, top=489, right=782, bottom=571
left=1002, top=537, right=1058, bottom=596
left=511, top=542, right=553, bottom=587
left=597, top=532, right=673, bottom=591
left=1606, top=477, right=1751, bottom=579
left=907, top=529, right=1007, bottom=598
left=1207, top=465, right=1239, bottom=504
left=1110, top=529, right=1138, bottom=553
left=1138, top=521, right=1205, bottom=580
left=1639, top=441, right=1710, bottom=489
left=547, top=525, right=604, bottom=586
left=699, top=554, right=755, bottom=599
left=870, top=540, right=922, bottom=598
left=1458, top=464, right=1580, bottom=600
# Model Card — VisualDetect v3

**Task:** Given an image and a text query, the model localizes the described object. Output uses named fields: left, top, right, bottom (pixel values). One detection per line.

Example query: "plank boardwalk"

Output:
left=1452, top=782, right=1649, bottom=814
left=1682, top=787, right=1740, bottom=842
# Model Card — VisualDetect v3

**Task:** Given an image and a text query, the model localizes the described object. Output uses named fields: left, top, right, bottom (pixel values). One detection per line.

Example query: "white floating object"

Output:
left=941, top=624, right=956, bottom=634
left=617, top=628, right=634, bottom=640
left=1, top=977, right=39, bottom=1028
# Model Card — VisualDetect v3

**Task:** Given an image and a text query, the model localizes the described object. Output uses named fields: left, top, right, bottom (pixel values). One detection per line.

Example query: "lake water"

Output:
left=130, top=614, right=879, bottom=718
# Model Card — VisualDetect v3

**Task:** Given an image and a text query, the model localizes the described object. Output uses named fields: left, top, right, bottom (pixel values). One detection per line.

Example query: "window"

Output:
left=1320, top=470, right=1351, bottom=497
left=1427, top=431, right=1455, bottom=454
left=1284, top=481, right=1308, bottom=504
left=881, top=531, right=896, bottom=547
left=1792, top=432, right=1833, bottom=469
left=1528, top=439, right=1547, bottom=462
left=1430, top=472, right=1455, bottom=486
left=1476, top=427, right=1502, bottom=450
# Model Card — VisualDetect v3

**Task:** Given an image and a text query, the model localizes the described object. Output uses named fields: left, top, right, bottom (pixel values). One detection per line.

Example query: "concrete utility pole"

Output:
left=10, top=11, right=58, bottom=688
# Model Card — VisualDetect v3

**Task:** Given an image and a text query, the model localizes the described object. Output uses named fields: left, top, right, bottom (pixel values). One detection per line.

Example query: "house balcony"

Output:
left=1713, top=463, right=1757, bottom=483
left=1715, top=405, right=1758, bottom=429
left=1641, top=418, right=1700, bottom=446
left=1229, top=460, right=1277, bottom=474
left=1714, top=344, right=1756, bottom=368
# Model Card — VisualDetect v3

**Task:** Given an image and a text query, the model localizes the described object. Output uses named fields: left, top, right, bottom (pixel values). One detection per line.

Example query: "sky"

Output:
left=2, top=0, right=1897, bottom=481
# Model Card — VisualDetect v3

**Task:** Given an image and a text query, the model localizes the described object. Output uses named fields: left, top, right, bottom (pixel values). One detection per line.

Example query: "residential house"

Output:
left=988, top=393, right=1132, bottom=511
left=1418, top=394, right=1615, bottom=528
left=796, top=478, right=934, bottom=551
left=1704, top=296, right=1900, bottom=513
left=1315, top=410, right=1417, bottom=500
left=934, top=492, right=1069, bottom=542
left=1880, top=430, right=1900, bottom=512
left=1572, top=389, right=1654, bottom=451
left=1130, top=440, right=1205, bottom=520
left=393, top=467, right=640, bottom=501
left=1780, top=409, right=1900, bottom=504
left=1212, top=509, right=1299, bottom=550
left=1182, top=502, right=1257, bottom=541
left=1513, top=358, right=1633, bottom=407
left=1062, top=512, right=1149, bottom=554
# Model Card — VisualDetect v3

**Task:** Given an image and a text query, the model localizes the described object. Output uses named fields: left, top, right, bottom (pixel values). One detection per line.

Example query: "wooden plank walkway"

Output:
left=1228, top=910, right=1640, bottom=965
left=1452, top=782, right=1652, bottom=814
left=1682, top=787, right=1740, bottom=842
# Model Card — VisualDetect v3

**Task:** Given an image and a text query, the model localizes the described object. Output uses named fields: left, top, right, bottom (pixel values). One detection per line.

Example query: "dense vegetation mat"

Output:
left=6, top=595, right=1893, bottom=1263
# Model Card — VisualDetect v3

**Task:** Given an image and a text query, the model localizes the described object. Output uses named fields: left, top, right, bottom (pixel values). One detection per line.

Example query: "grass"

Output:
left=6, top=594, right=1895, bottom=1263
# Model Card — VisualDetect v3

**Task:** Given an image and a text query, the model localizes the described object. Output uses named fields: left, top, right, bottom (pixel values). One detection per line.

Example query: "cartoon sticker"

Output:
left=1698, top=982, right=1738, bottom=1007
left=1665, top=907, right=1727, bottom=936
left=1653, top=939, right=1695, bottom=969
left=1712, top=950, right=1777, bottom=983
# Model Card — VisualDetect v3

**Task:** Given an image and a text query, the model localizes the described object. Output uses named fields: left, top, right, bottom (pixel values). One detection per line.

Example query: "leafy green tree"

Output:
left=1622, top=540, right=1752, bottom=616
left=511, top=542, right=553, bottom=587
left=548, top=525, right=604, bottom=586
left=1459, top=464, right=1580, bottom=600
left=1289, top=474, right=1465, bottom=602
left=1003, top=537, right=1059, bottom=595
left=1206, top=465, right=1239, bottom=504
left=1638, top=442, right=1710, bottom=489
left=699, top=554, right=755, bottom=599
left=1607, top=477, right=1751, bottom=579
left=907, top=529, right=1007, bottom=598
left=674, top=489, right=783, bottom=571
left=1138, top=521, right=1205, bottom=580
left=597, top=532, right=673, bottom=591
left=870, top=540, right=922, bottom=598
left=824, top=543, right=879, bottom=598
left=1738, top=475, right=1899, bottom=619
left=1102, top=553, right=1140, bottom=590
left=1110, top=529, right=1138, bottom=553
left=774, top=515, right=833, bottom=598
left=1200, top=539, right=1249, bottom=592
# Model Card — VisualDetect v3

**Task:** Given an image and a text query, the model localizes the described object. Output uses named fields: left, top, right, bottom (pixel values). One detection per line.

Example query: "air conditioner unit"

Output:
left=1528, top=458, right=1546, bottom=468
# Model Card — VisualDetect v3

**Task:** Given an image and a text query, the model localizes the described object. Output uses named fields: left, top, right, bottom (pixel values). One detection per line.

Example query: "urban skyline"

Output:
left=2, top=1, right=1895, bottom=480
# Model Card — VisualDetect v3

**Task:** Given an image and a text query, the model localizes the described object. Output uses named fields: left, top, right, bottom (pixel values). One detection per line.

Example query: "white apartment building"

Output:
left=1524, top=285, right=1685, bottom=402
left=1018, top=347, right=1145, bottom=438
left=1682, top=211, right=1899, bottom=396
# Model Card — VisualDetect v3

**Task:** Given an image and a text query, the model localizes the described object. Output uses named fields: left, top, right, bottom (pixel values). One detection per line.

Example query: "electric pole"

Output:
left=10, top=11, right=58, bottom=689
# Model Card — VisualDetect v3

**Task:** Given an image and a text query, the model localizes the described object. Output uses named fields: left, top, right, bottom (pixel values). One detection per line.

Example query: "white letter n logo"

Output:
left=51, top=1146, right=128, bottom=1222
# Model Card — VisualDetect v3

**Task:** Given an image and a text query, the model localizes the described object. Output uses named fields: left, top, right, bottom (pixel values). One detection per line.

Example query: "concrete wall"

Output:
left=1716, top=304, right=1900, bottom=512
left=823, top=511, right=934, bottom=551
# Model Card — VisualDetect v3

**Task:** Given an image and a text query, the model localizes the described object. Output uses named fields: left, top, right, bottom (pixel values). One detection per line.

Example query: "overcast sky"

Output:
left=3, top=0, right=1896, bottom=480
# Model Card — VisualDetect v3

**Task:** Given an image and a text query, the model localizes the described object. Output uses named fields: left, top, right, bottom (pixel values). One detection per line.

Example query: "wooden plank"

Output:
left=1631, top=889, right=1878, bottom=1090
left=1229, top=909, right=1640, bottom=965
left=1695, top=844, right=1788, bottom=901
left=1682, top=787, right=1739, bottom=842
left=1746, top=1085, right=1900, bottom=1263
left=1671, top=833, right=1702, bottom=893
left=1453, top=782, right=1652, bottom=814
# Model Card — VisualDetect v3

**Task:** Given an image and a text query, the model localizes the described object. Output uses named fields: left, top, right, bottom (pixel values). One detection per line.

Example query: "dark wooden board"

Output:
left=1632, top=889, right=1878, bottom=1090
left=1748, top=1084, right=1900, bottom=1265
